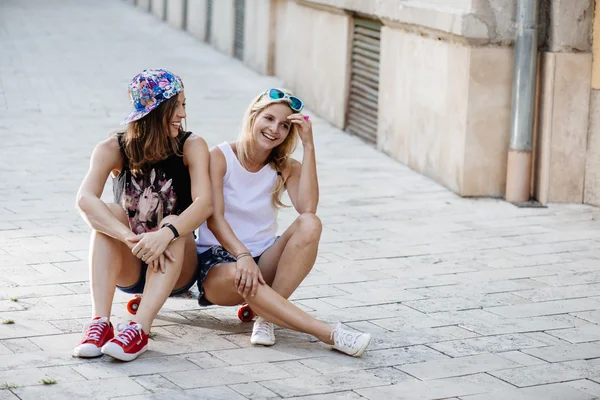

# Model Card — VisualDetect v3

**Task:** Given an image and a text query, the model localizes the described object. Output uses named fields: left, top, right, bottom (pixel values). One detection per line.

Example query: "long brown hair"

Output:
left=116, top=95, right=184, bottom=175
left=237, top=90, right=299, bottom=208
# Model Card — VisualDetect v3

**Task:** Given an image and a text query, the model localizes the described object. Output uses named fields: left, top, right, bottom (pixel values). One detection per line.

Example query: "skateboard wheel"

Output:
left=237, top=304, right=255, bottom=322
left=127, top=296, right=141, bottom=315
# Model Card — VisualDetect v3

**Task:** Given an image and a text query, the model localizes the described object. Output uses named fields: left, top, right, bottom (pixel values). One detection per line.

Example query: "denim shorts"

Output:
left=117, top=262, right=198, bottom=296
left=196, top=246, right=262, bottom=306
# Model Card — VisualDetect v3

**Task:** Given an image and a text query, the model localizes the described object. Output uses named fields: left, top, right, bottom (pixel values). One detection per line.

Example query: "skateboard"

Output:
left=126, top=285, right=255, bottom=322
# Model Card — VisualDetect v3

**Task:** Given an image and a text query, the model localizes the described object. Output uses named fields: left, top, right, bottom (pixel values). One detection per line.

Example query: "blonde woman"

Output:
left=195, top=89, right=371, bottom=357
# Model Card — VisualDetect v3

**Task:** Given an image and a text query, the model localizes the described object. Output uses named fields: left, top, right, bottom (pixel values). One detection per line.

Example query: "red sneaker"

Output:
left=73, top=317, right=115, bottom=358
left=101, top=321, right=148, bottom=361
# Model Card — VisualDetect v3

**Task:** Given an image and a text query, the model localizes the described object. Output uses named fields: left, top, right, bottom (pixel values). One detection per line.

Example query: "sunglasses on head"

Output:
left=263, top=88, right=304, bottom=112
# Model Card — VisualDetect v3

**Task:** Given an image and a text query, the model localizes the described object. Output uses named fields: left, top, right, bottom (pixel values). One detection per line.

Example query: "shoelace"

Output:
left=114, top=323, right=143, bottom=346
left=331, top=326, right=359, bottom=348
left=254, top=320, right=274, bottom=338
left=82, top=318, right=109, bottom=342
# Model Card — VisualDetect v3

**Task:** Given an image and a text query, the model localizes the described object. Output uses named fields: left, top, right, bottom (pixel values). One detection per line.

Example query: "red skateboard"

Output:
left=126, top=294, right=255, bottom=322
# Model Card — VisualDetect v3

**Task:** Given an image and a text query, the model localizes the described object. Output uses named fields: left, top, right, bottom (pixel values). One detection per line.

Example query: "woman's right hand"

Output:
left=234, top=256, right=266, bottom=299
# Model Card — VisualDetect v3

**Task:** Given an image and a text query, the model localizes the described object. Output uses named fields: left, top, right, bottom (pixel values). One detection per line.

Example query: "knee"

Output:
left=203, top=264, right=241, bottom=306
left=296, top=213, right=322, bottom=243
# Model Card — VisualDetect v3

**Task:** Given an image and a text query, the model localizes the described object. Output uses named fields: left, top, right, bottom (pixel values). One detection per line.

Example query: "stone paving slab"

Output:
left=2, top=0, right=600, bottom=398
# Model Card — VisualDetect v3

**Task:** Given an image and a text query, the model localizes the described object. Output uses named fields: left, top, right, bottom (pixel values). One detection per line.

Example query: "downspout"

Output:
left=505, top=0, right=539, bottom=203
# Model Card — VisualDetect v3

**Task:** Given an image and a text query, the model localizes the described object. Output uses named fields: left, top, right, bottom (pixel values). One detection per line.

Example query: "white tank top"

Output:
left=196, top=142, right=279, bottom=256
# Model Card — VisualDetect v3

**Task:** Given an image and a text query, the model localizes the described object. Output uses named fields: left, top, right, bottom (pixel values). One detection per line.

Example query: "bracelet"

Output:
left=164, top=223, right=179, bottom=239
left=235, top=252, right=251, bottom=260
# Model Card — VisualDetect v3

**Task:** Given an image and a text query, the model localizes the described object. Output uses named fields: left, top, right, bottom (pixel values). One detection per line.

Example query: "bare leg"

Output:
left=258, top=213, right=321, bottom=299
left=90, top=203, right=141, bottom=320
left=133, top=216, right=197, bottom=333
left=203, top=262, right=334, bottom=344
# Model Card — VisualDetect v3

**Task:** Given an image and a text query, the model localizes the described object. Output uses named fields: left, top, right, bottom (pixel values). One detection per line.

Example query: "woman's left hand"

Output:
left=127, top=228, right=175, bottom=267
left=288, top=113, right=313, bottom=145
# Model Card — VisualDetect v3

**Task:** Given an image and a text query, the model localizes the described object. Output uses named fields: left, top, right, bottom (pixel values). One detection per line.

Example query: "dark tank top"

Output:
left=113, top=132, right=193, bottom=234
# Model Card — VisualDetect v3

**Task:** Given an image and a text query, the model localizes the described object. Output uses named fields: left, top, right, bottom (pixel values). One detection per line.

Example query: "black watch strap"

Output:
left=164, top=223, right=179, bottom=239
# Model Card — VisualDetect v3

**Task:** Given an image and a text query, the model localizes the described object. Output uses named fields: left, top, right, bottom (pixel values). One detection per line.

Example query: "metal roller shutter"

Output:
left=346, top=18, right=381, bottom=144
left=206, top=0, right=213, bottom=43
left=234, top=0, right=245, bottom=60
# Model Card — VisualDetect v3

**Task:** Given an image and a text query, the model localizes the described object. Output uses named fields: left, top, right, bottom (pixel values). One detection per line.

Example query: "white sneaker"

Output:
left=331, top=323, right=371, bottom=357
left=250, top=317, right=276, bottom=346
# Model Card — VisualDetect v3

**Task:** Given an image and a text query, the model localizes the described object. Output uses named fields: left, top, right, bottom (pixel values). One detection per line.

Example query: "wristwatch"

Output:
left=164, top=223, right=179, bottom=239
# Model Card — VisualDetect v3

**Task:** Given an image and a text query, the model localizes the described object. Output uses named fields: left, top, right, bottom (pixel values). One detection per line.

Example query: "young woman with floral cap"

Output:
left=195, top=89, right=372, bottom=357
left=73, top=69, right=212, bottom=362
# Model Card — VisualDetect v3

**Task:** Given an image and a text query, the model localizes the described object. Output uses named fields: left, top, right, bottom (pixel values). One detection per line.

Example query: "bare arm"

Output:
left=76, top=137, right=132, bottom=243
left=285, top=114, right=319, bottom=214
left=165, top=135, right=213, bottom=237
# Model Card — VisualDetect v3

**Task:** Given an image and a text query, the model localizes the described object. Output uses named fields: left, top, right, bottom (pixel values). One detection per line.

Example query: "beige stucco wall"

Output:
left=587, top=0, right=600, bottom=206
left=151, top=0, right=165, bottom=19
left=378, top=28, right=469, bottom=193
left=137, top=0, right=151, bottom=11
left=585, top=90, right=600, bottom=206
left=273, top=0, right=350, bottom=129
left=463, top=47, right=514, bottom=196
left=244, top=0, right=274, bottom=75
left=301, top=0, right=519, bottom=43
left=166, top=0, right=185, bottom=29
left=211, top=0, right=235, bottom=56
left=535, top=52, right=592, bottom=204
left=378, top=27, right=513, bottom=196
left=186, top=0, right=208, bottom=42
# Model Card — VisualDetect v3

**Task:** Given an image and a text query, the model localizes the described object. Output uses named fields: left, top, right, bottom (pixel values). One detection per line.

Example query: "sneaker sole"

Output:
left=250, top=337, right=276, bottom=346
left=73, top=345, right=103, bottom=358
left=101, top=342, right=148, bottom=362
left=352, top=333, right=372, bottom=357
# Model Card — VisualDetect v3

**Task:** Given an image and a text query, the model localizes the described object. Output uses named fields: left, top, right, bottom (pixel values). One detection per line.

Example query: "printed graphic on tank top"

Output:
left=113, top=132, right=193, bottom=234
left=121, top=168, right=176, bottom=234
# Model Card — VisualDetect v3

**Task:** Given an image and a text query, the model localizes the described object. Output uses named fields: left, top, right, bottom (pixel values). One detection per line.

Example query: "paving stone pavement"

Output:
left=1, top=0, right=600, bottom=399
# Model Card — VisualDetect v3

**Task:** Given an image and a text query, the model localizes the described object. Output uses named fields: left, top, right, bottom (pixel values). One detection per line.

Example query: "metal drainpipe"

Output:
left=505, top=0, right=539, bottom=203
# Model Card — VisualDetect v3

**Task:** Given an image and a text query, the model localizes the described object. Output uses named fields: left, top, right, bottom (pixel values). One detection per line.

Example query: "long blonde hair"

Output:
left=237, top=89, right=300, bottom=208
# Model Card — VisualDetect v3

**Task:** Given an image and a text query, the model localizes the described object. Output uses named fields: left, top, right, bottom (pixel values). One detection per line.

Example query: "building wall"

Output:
left=463, top=47, right=514, bottom=196
left=585, top=0, right=600, bottom=206
left=378, top=27, right=513, bottom=196
left=166, top=0, right=185, bottom=29
left=586, top=91, right=600, bottom=206
left=273, top=0, right=350, bottom=129
left=244, top=0, right=274, bottom=75
left=211, top=0, right=236, bottom=56
left=186, top=0, right=208, bottom=42
left=301, top=0, right=518, bottom=43
left=535, top=52, right=592, bottom=204
left=151, top=0, right=165, bottom=19
left=137, top=0, right=151, bottom=11
left=534, top=0, right=593, bottom=204
left=130, top=0, right=599, bottom=206
left=378, top=28, right=470, bottom=194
